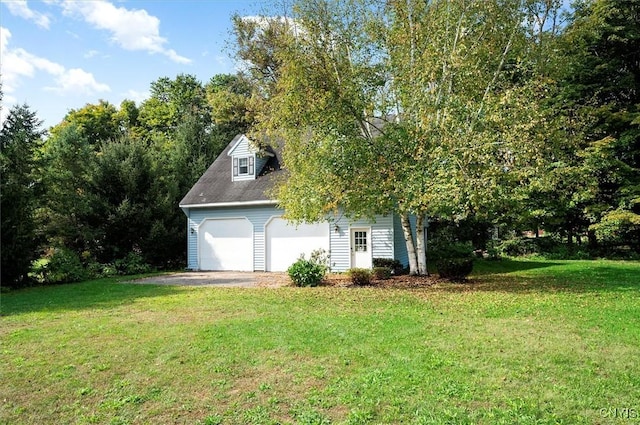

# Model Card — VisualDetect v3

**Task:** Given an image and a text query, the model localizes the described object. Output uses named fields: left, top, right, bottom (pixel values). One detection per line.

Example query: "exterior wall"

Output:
left=393, top=214, right=409, bottom=267
left=185, top=204, right=282, bottom=271
left=184, top=205, right=395, bottom=272
left=330, top=215, right=394, bottom=271
left=255, top=155, right=270, bottom=175
left=230, top=136, right=256, bottom=182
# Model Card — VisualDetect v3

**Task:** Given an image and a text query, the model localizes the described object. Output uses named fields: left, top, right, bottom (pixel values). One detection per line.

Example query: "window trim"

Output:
left=233, top=155, right=254, bottom=177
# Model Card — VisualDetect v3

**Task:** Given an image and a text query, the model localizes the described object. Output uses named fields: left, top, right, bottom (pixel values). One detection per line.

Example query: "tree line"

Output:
left=2, top=0, right=639, bottom=285
left=1, top=74, right=252, bottom=287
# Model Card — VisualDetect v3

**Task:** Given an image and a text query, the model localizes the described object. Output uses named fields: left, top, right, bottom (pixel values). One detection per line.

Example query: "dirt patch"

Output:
left=130, top=271, right=442, bottom=289
left=130, top=271, right=290, bottom=288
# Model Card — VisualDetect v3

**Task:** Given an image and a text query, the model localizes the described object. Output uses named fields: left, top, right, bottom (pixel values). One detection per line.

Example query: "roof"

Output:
left=179, top=134, right=284, bottom=208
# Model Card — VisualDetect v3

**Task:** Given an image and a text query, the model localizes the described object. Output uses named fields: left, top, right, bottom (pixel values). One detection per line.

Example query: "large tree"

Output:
left=1, top=104, right=46, bottom=287
left=557, top=0, right=640, bottom=250
left=233, top=0, right=560, bottom=274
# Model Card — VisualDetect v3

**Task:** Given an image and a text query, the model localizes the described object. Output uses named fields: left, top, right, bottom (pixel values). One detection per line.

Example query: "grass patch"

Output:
left=1, top=260, right=639, bottom=424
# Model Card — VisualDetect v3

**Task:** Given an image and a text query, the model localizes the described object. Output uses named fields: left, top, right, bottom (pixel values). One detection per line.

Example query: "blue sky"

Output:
left=1, top=0, right=271, bottom=129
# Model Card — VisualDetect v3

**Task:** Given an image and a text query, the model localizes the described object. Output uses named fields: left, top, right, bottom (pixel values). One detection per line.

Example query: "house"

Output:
left=179, top=134, right=416, bottom=272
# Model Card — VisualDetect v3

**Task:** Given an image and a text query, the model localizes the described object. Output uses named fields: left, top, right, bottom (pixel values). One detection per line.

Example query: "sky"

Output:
left=0, top=0, right=272, bottom=129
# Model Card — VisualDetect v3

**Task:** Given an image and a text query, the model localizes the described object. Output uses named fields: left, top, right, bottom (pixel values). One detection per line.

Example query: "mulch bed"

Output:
left=322, top=273, right=441, bottom=288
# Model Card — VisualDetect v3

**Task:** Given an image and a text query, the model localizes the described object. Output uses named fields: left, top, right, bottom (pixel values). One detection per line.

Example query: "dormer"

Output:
left=228, top=134, right=274, bottom=182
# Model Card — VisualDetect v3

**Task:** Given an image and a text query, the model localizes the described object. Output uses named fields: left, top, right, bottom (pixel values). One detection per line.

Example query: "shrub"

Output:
left=373, top=258, right=403, bottom=274
left=287, top=250, right=328, bottom=287
left=114, top=252, right=152, bottom=275
left=373, top=266, right=392, bottom=280
left=431, top=241, right=474, bottom=261
left=347, top=268, right=373, bottom=285
left=32, top=247, right=88, bottom=284
left=436, top=258, right=474, bottom=281
left=431, top=241, right=474, bottom=281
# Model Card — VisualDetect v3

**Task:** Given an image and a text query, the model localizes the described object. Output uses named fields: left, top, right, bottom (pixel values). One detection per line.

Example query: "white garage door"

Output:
left=199, top=218, right=253, bottom=271
left=266, top=218, right=330, bottom=272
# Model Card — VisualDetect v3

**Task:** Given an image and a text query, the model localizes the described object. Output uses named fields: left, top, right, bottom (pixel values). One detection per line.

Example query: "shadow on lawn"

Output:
left=470, top=259, right=562, bottom=275
left=0, top=278, right=184, bottom=317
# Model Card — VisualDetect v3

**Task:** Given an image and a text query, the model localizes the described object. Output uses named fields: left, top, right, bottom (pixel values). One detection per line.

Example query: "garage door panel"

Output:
left=266, top=218, right=329, bottom=272
left=199, top=218, right=253, bottom=271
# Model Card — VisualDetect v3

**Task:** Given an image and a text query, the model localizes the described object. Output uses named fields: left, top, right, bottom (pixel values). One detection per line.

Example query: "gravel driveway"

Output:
left=130, top=271, right=289, bottom=288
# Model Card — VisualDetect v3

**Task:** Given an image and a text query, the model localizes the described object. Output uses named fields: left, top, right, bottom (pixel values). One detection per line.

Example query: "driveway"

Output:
left=130, top=271, right=289, bottom=288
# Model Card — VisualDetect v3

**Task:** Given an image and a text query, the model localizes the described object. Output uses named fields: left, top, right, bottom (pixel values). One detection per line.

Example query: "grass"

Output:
left=1, top=259, right=639, bottom=424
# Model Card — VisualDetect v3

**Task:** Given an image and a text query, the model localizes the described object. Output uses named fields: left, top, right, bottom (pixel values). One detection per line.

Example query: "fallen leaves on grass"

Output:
left=323, top=273, right=439, bottom=289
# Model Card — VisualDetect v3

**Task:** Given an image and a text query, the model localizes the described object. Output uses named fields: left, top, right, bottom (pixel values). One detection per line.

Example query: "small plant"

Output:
left=373, top=258, right=403, bottom=274
left=347, top=268, right=373, bottom=285
left=372, top=266, right=392, bottom=280
left=287, top=249, right=329, bottom=287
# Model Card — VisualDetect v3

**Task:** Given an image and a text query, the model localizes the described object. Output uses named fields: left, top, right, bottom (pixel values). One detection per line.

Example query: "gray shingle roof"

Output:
left=179, top=134, right=284, bottom=207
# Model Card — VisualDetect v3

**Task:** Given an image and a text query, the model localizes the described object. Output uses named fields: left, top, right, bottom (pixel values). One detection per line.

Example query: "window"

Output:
left=354, top=231, right=367, bottom=252
left=233, top=156, right=254, bottom=177
left=238, top=157, right=249, bottom=174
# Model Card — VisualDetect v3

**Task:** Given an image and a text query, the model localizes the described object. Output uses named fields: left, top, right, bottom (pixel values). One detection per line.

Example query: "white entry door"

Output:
left=350, top=228, right=372, bottom=268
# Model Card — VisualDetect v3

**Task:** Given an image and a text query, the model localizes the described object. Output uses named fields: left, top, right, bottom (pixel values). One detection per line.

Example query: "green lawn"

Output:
left=1, top=259, right=639, bottom=424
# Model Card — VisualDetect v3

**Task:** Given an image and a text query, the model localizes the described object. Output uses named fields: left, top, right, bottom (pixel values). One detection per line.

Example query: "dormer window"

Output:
left=233, top=156, right=254, bottom=177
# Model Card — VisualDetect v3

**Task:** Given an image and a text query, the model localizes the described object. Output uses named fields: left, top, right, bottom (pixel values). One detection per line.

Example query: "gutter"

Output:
left=179, top=200, right=279, bottom=209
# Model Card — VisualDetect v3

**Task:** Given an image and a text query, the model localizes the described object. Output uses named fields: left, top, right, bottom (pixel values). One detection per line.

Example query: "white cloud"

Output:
left=45, top=68, right=110, bottom=95
left=84, top=49, right=99, bottom=59
left=0, top=26, right=110, bottom=97
left=3, top=0, right=51, bottom=29
left=58, top=0, right=191, bottom=64
left=122, top=89, right=149, bottom=104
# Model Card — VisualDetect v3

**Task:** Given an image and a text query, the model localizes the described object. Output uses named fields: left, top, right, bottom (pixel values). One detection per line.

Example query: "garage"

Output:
left=199, top=218, right=253, bottom=271
left=265, top=217, right=330, bottom=271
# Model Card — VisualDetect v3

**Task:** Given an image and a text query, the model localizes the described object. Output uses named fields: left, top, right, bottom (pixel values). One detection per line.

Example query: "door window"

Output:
left=354, top=231, right=367, bottom=252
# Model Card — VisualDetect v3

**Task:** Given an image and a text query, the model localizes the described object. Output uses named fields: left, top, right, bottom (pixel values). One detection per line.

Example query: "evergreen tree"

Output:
left=1, top=104, right=46, bottom=287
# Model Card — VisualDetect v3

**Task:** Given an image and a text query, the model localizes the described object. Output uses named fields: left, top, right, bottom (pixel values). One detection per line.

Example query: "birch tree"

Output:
left=233, top=0, right=561, bottom=274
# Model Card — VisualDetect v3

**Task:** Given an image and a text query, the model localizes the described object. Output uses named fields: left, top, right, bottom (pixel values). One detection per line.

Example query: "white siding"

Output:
left=393, top=214, right=409, bottom=267
left=184, top=206, right=395, bottom=272
left=185, top=205, right=282, bottom=271
left=331, top=215, right=393, bottom=271
left=230, top=135, right=256, bottom=181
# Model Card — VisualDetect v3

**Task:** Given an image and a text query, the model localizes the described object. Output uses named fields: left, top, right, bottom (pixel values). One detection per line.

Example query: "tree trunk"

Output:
left=400, top=213, right=418, bottom=275
left=588, top=229, right=598, bottom=250
left=415, top=214, right=428, bottom=275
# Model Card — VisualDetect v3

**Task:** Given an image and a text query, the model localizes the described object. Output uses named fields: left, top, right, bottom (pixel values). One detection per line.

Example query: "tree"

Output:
left=1, top=104, right=45, bottom=287
left=232, top=0, right=560, bottom=274
left=87, top=138, right=157, bottom=262
left=138, top=74, right=211, bottom=135
left=556, top=0, right=640, bottom=250
left=38, top=124, right=97, bottom=253
left=55, top=100, right=122, bottom=146
left=206, top=74, right=253, bottom=141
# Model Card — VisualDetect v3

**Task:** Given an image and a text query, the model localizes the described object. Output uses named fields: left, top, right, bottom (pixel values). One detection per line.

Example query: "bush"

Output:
left=430, top=241, right=474, bottom=281
left=436, top=258, right=474, bottom=281
left=114, top=252, right=152, bottom=275
left=373, top=266, right=392, bottom=280
left=431, top=241, right=474, bottom=261
left=32, top=247, right=89, bottom=284
left=373, top=258, right=403, bottom=274
left=347, top=268, right=373, bottom=285
left=287, top=250, right=329, bottom=287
